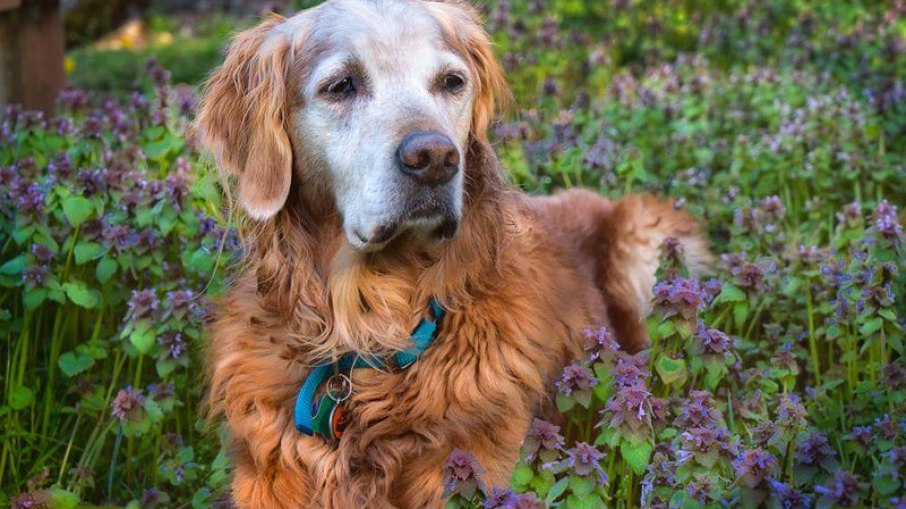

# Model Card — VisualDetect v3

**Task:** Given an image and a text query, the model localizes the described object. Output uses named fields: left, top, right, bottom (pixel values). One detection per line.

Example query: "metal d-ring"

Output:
left=325, top=373, right=352, bottom=402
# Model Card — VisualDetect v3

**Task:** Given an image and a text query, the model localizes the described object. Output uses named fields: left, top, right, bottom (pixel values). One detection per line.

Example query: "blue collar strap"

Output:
left=294, top=298, right=445, bottom=439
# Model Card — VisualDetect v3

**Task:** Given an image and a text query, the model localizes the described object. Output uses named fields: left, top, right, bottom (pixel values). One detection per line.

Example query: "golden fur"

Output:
left=197, top=1, right=709, bottom=507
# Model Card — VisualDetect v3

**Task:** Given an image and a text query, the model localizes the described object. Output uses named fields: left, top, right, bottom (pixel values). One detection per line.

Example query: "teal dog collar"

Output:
left=294, top=298, right=445, bottom=439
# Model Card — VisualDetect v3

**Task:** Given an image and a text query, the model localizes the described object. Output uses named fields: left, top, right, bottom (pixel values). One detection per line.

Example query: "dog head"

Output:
left=198, top=0, right=507, bottom=252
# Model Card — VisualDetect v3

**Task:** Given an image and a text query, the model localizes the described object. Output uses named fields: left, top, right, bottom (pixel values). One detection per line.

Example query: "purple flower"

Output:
left=57, top=87, right=91, bottom=112
left=678, top=426, right=736, bottom=461
left=162, top=171, right=189, bottom=210
left=132, top=230, right=160, bottom=256
left=876, top=414, right=900, bottom=440
left=685, top=473, right=720, bottom=505
left=9, top=492, right=45, bottom=509
left=836, top=201, right=862, bottom=227
left=674, top=391, right=722, bottom=429
left=31, top=244, right=53, bottom=263
left=771, top=344, right=799, bottom=374
left=814, top=470, right=865, bottom=507
left=652, top=277, right=705, bottom=320
left=794, top=432, right=838, bottom=471
left=544, top=442, right=608, bottom=486
left=584, top=326, right=620, bottom=363
left=442, top=449, right=485, bottom=500
left=175, top=86, right=197, bottom=115
left=750, top=421, right=777, bottom=447
left=734, top=263, right=766, bottom=294
left=130, top=91, right=150, bottom=114
left=768, top=479, right=812, bottom=508
left=760, top=195, right=785, bottom=221
left=101, top=222, right=133, bottom=253
left=126, top=289, right=159, bottom=323
left=555, top=363, right=597, bottom=396
left=15, top=183, right=45, bottom=218
left=887, top=446, right=906, bottom=469
left=883, top=362, right=906, bottom=389
left=701, top=278, right=723, bottom=302
left=542, top=77, right=559, bottom=96
left=147, top=383, right=175, bottom=401
left=157, top=331, right=186, bottom=360
left=775, top=393, right=808, bottom=437
left=110, top=386, right=145, bottom=422
left=484, top=487, right=517, bottom=509
left=162, top=433, right=184, bottom=454
left=522, top=419, right=564, bottom=463
left=733, top=448, right=778, bottom=489
left=846, top=425, right=873, bottom=448
left=870, top=199, right=902, bottom=242
left=80, top=116, right=103, bottom=139
left=146, top=58, right=171, bottom=88
left=797, top=244, right=826, bottom=265
left=513, top=493, right=543, bottom=509
left=611, top=355, right=649, bottom=388
left=641, top=445, right=677, bottom=506
left=22, top=265, right=50, bottom=288
left=602, top=382, right=656, bottom=437
left=139, top=488, right=169, bottom=508
left=693, top=324, right=733, bottom=356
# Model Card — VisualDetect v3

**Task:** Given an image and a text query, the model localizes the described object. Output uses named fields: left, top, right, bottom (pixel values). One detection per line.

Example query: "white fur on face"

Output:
left=285, top=0, right=474, bottom=251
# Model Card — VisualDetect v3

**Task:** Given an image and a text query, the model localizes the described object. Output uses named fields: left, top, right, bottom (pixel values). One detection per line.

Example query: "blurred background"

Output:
left=1, top=1, right=905, bottom=508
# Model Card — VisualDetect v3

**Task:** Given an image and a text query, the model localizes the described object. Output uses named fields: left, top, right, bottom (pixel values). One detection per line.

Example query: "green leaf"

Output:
left=24, top=288, right=47, bottom=310
left=156, top=358, right=177, bottom=378
left=63, top=280, right=101, bottom=308
left=58, top=351, right=95, bottom=377
left=10, top=385, right=34, bottom=410
left=860, top=317, right=883, bottom=335
left=12, top=224, right=35, bottom=245
left=873, top=472, right=900, bottom=495
left=556, top=392, right=576, bottom=412
left=74, top=241, right=104, bottom=265
left=0, top=254, right=27, bottom=275
left=45, top=487, right=81, bottom=509
left=62, top=196, right=95, bottom=227
left=546, top=477, right=569, bottom=504
left=96, top=256, right=118, bottom=283
left=187, top=247, right=214, bottom=275
left=569, top=474, right=596, bottom=496
left=734, top=301, right=750, bottom=327
left=715, top=284, right=746, bottom=303
left=144, top=135, right=184, bottom=162
left=879, top=308, right=897, bottom=322
left=621, top=437, right=653, bottom=476
left=130, top=321, right=156, bottom=355
left=566, top=493, right=602, bottom=509
left=511, top=462, right=534, bottom=487
left=655, top=355, right=687, bottom=386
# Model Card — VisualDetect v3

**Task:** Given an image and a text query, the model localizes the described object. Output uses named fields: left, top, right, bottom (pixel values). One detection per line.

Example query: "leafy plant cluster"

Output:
left=1, top=61, right=236, bottom=507
left=2, top=0, right=905, bottom=507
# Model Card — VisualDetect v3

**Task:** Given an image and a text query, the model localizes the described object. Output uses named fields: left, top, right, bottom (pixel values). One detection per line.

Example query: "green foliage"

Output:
left=1, top=65, right=234, bottom=505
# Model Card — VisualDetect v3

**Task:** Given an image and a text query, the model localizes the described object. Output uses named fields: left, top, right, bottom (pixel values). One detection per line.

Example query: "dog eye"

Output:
left=442, top=73, right=465, bottom=92
left=325, top=77, right=356, bottom=97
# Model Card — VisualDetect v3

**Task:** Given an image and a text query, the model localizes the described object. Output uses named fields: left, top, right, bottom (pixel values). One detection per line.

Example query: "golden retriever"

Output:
left=196, top=0, right=709, bottom=507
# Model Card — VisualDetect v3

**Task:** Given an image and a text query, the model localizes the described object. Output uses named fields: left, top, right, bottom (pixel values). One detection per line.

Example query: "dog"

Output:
left=196, top=0, right=709, bottom=507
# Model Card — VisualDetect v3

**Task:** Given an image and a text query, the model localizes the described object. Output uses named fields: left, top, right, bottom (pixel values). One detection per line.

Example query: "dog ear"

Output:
left=197, top=17, right=293, bottom=220
left=427, top=2, right=510, bottom=142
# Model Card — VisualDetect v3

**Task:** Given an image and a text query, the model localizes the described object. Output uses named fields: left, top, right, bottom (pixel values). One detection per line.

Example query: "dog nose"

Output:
left=397, top=132, right=460, bottom=185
